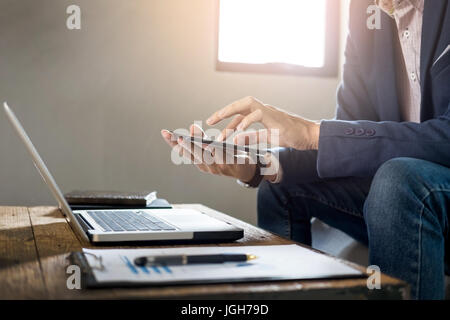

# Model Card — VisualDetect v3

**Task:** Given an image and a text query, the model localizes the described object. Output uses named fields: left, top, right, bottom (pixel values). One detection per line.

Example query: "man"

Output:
left=162, top=0, right=450, bottom=299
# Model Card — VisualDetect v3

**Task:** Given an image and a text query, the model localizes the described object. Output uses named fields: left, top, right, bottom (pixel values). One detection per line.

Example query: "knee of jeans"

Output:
left=364, top=157, right=425, bottom=225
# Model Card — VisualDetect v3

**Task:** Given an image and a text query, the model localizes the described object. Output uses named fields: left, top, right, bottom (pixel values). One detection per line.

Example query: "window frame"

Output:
left=215, top=0, right=340, bottom=77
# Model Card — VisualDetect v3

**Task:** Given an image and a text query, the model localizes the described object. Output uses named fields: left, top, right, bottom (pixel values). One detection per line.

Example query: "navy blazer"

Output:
left=280, top=0, right=450, bottom=184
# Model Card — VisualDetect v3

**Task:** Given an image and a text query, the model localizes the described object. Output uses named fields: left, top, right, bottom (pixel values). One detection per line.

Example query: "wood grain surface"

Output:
left=0, top=205, right=409, bottom=299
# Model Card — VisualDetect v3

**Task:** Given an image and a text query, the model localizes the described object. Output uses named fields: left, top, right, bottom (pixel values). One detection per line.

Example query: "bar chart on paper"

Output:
left=120, top=255, right=173, bottom=275
left=83, top=245, right=363, bottom=286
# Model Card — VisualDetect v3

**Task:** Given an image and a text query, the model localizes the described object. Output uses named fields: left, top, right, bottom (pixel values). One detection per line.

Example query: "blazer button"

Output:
left=345, top=128, right=355, bottom=135
left=355, top=128, right=365, bottom=136
left=365, top=129, right=376, bottom=136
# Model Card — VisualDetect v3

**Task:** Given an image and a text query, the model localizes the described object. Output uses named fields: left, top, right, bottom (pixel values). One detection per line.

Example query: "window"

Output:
left=216, top=0, right=339, bottom=77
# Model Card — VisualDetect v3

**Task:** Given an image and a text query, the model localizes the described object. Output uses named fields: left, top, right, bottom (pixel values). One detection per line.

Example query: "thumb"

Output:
left=190, top=124, right=206, bottom=138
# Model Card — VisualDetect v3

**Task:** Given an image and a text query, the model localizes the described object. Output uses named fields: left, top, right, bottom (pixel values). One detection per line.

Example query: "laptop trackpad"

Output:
left=145, top=209, right=237, bottom=232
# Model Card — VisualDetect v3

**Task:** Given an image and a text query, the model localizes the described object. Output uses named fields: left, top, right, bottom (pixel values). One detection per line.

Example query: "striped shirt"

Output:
left=376, top=0, right=424, bottom=123
left=268, top=0, right=425, bottom=185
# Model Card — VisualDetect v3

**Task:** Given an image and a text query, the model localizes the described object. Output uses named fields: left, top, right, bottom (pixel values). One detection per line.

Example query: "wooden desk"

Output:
left=0, top=205, right=409, bottom=299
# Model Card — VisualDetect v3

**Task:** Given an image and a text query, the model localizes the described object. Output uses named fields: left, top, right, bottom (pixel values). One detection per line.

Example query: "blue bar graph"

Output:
left=236, top=263, right=253, bottom=267
left=162, top=265, right=172, bottom=274
left=121, top=256, right=139, bottom=274
left=151, top=266, right=161, bottom=274
left=121, top=256, right=173, bottom=275
left=139, top=266, right=150, bottom=274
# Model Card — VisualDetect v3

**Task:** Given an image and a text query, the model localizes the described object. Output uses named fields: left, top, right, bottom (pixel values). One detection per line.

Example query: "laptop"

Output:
left=3, top=102, right=244, bottom=244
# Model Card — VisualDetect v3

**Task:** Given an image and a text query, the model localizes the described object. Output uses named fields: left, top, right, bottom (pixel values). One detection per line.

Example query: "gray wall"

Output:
left=0, top=0, right=348, bottom=225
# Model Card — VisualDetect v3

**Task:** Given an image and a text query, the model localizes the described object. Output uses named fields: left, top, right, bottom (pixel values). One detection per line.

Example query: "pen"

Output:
left=134, top=253, right=257, bottom=267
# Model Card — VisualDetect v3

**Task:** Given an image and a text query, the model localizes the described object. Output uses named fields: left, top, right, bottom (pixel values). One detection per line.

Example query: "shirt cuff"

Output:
left=266, top=152, right=283, bottom=184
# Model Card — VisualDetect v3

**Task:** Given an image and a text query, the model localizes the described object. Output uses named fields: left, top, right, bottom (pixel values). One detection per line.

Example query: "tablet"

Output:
left=168, top=131, right=268, bottom=156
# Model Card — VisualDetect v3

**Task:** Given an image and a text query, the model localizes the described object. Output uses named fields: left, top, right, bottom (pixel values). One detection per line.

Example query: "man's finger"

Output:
left=161, top=129, right=178, bottom=148
left=235, top=109, right=263, bottom=132
left=178, top=137, right=206, bottom=165
left=177, top=137, right=213, bottom=172
left=233, top=129, right=269, bottom=146
left=177, top=138, right=196, bottom=163
left=216, top=115, right=245, bottom=142
left=162, top=130, right=185, bottom=157
left=189, top=123, right=214, bottom=153
left=206, top=96, right=262, bottom=126
left=190, top=124, right=206, bottom=138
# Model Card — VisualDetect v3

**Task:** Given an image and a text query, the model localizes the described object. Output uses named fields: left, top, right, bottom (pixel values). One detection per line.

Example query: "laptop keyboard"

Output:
left=86, top=210, right=176, bottom=232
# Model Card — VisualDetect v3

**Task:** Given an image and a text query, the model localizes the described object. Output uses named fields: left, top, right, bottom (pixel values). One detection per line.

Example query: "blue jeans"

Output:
left=258, top=155, right=450, bottom=299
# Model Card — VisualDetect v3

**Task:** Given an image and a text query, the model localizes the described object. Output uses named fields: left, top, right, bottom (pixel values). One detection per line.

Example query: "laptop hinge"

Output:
left=74, top=214, right=94, bottom=231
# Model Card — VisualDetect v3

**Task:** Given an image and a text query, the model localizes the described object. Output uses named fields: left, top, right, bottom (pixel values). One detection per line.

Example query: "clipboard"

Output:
left=68, top=245, right=366, bottom=289
left=68, top=251, right=101, bottom=288
left=68, top=251, right=283, bottom=288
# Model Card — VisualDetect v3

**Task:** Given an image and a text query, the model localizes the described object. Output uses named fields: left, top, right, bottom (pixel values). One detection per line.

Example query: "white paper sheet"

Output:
left=83, top=244, right=363, bottom=285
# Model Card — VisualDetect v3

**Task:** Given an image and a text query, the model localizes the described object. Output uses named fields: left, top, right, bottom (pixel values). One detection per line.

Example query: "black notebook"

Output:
left=65, top=190, right=172, bottom=210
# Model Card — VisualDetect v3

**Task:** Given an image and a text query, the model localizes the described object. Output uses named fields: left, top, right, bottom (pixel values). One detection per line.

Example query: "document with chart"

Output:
left=75, top=245, right=364, bottom=287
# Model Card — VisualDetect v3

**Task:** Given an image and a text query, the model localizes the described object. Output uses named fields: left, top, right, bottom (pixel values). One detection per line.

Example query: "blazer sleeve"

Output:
left=317, top=107, right=450, bottom=178
left=315, top=0, right=450, bottom=179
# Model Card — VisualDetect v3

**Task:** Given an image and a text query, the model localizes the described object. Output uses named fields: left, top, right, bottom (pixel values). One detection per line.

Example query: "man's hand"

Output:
left=207, top=96, right=320, bottom=150
left=161, top=125, right=264, bottom=182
